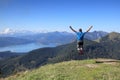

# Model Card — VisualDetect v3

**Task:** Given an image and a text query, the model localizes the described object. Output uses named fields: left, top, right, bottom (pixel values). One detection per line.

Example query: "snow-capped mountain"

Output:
left=0, top=28, right=14, bottom=34
left=0, top=28, right=36, bottom=37
left=0, top=28, right=50, bottom=37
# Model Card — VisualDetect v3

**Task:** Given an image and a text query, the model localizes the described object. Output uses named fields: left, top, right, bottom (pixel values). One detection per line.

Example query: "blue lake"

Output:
left=0, top=43, right=56, bottom=53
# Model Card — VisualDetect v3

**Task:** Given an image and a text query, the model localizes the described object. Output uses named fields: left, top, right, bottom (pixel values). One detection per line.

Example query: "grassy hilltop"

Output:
left=4, top=59, right=120, bottom=80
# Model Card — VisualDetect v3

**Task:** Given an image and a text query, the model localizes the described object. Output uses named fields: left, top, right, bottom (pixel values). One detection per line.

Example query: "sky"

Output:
left=0, top=0, right=120, bottom=32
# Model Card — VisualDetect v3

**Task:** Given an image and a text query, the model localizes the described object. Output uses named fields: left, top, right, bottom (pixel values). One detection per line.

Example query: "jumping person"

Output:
left=69, top=26, right=93, bottom=54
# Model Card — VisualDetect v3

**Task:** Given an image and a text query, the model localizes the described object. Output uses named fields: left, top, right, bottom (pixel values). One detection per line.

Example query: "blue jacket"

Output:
left=76, top=32, right=86, bottom=41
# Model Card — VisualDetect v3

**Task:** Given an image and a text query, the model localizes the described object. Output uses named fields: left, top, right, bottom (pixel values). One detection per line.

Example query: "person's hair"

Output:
left=79, top=28, right=82, bottom=32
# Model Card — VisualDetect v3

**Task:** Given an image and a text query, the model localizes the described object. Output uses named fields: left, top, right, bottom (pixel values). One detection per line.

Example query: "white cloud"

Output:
left=0, top=28, right=15, bottom=34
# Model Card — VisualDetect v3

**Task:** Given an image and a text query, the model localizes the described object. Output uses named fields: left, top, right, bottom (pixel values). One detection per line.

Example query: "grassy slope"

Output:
left=5, top=59, right=120, bottom=80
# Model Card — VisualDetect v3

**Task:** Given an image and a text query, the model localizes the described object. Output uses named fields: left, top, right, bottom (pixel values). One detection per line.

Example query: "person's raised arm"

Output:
left=69, top=26, right=77, bottom=33
left=86, top=26, right=93, bottom=32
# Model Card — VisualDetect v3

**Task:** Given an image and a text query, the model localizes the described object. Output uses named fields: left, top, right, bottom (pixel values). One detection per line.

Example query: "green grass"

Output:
left=5, top=59, right=120, bottom=80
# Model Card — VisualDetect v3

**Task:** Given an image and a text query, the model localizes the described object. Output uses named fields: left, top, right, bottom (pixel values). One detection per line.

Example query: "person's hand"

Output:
left=69, top=26, right=72, bottom=28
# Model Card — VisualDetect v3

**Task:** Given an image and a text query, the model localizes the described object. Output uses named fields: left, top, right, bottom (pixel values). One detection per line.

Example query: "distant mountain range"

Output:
left=19, top=31, right=75, bottom=45
left=85, top=31, right=108, bottom=40
left=0, top=32, right=120, bottom=77
left=0, top=28, right=108, bottom=39
left=0, top=30, right=108, bottom=47
left=0, top=28, right=38, bottom=37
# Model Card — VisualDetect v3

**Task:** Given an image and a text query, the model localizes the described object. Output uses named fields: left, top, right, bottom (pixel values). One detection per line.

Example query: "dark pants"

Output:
left=77, top=41, right=83, bottom=50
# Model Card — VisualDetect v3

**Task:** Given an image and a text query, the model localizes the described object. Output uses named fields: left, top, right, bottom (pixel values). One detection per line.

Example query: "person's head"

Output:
left=79, top=28, right=82, bottom=32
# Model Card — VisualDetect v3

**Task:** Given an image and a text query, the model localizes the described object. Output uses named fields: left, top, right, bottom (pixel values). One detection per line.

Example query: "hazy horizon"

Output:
left=0, top=27, right=119, bottom=34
